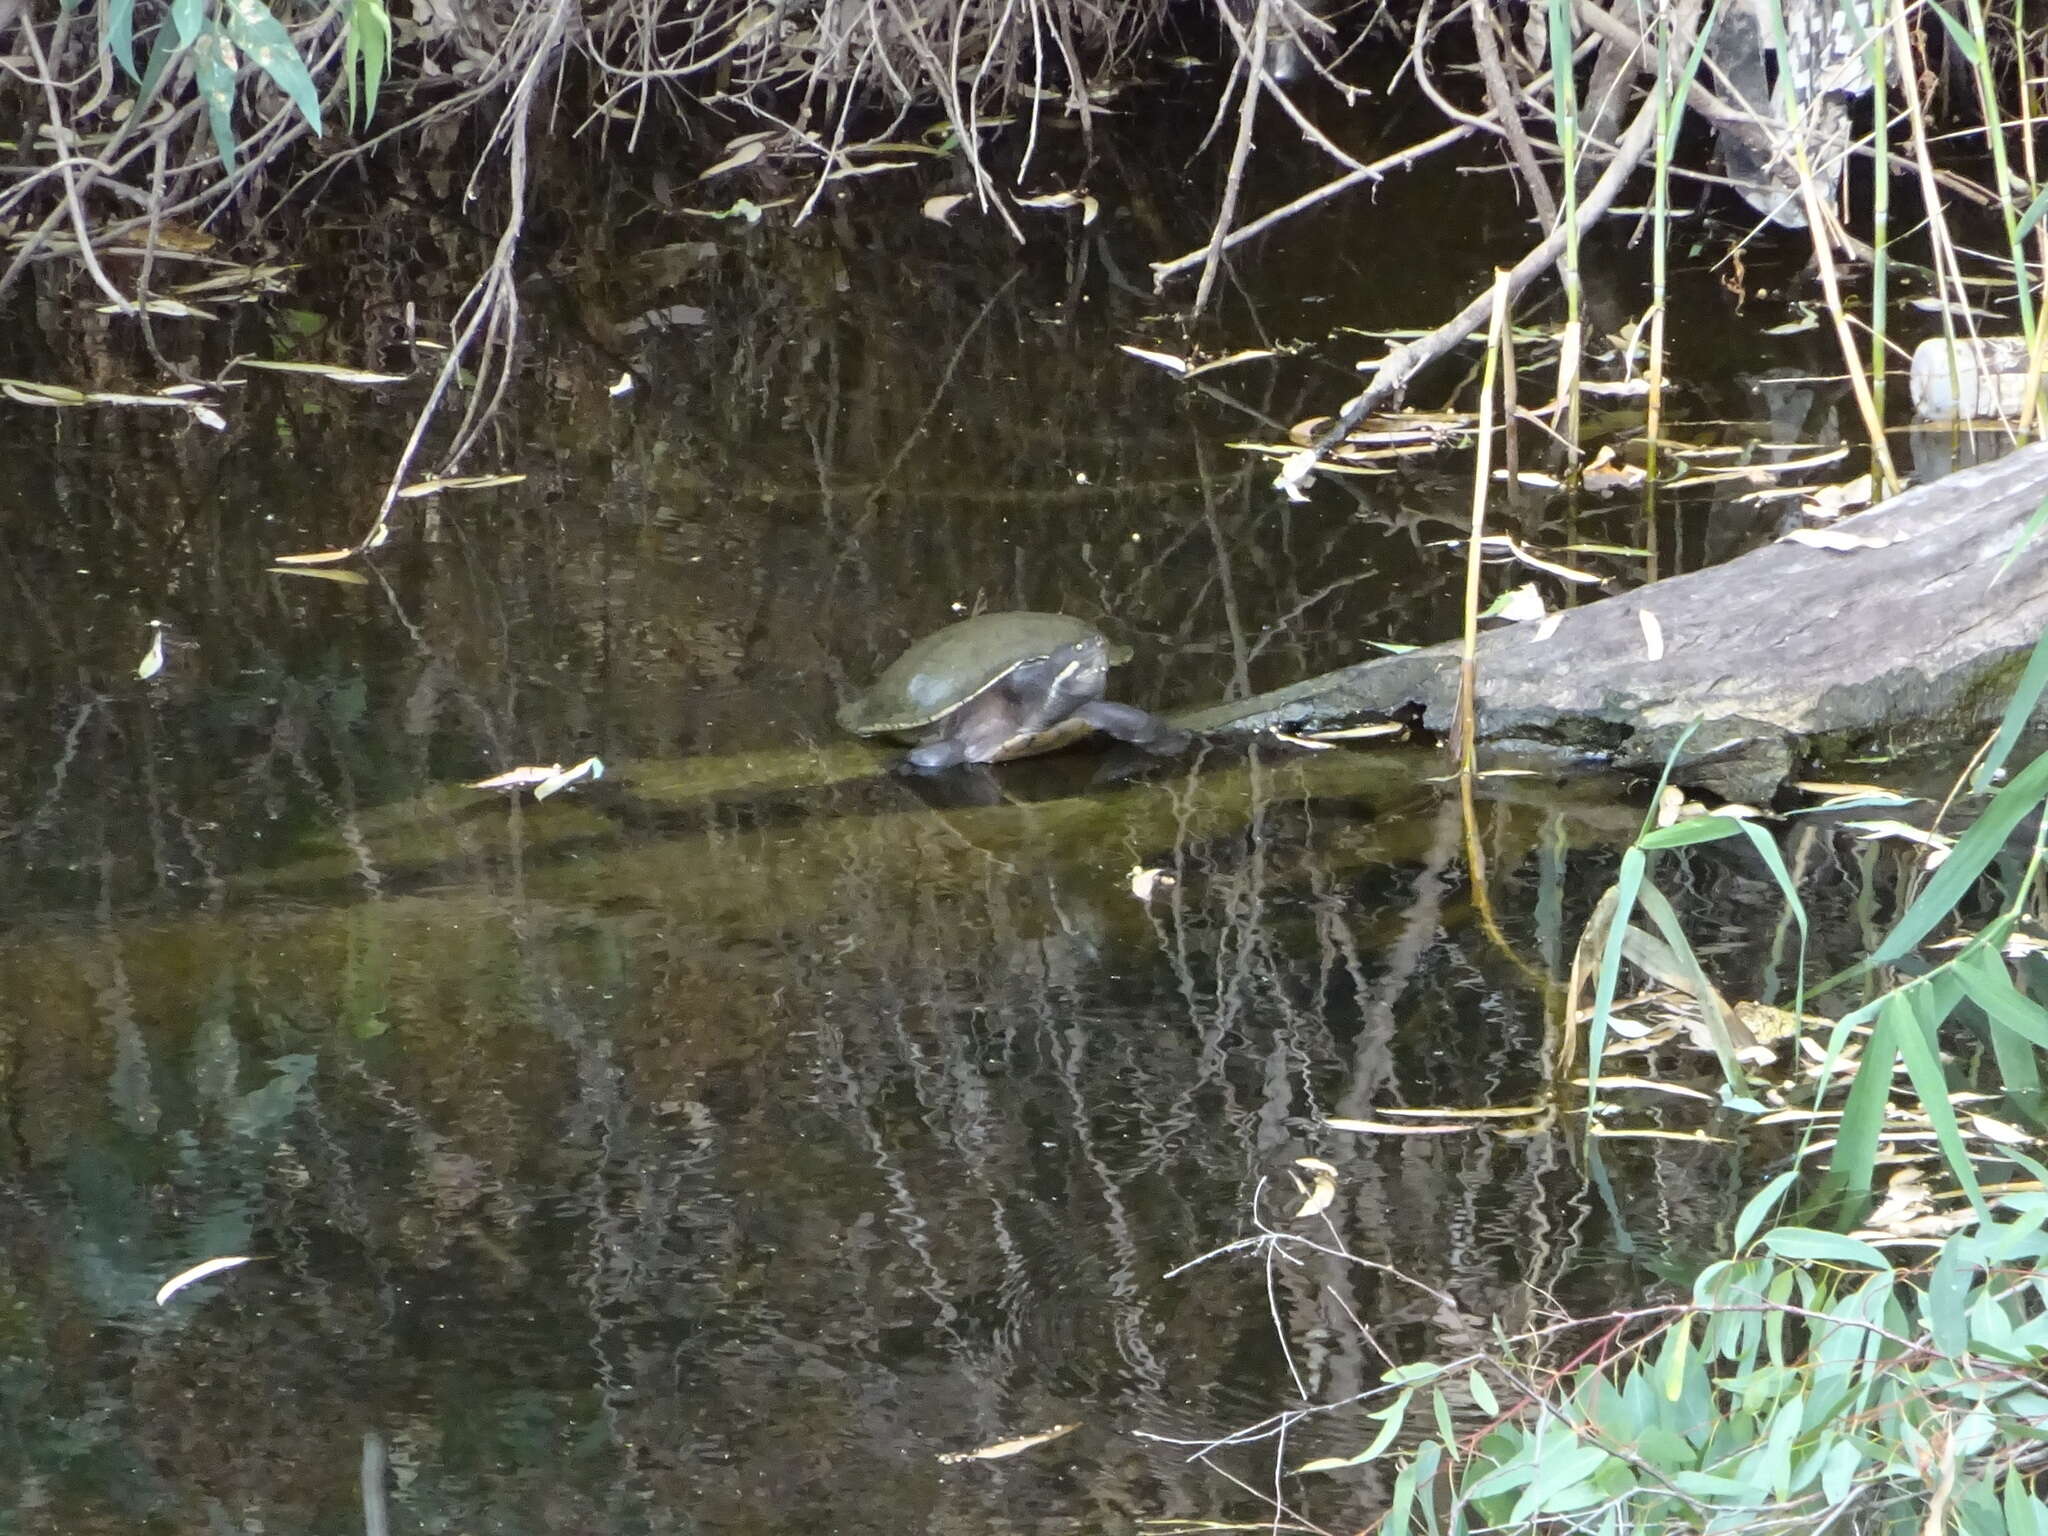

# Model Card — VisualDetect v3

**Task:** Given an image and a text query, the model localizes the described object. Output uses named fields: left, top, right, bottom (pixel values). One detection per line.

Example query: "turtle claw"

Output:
left=899, top=740, right=968, bottom=773
left=1073, top=701, right=1191, bottom=757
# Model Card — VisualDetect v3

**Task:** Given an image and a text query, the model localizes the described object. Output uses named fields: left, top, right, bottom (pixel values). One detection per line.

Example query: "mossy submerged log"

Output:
left=1174, top=444, right=2048, bottom=801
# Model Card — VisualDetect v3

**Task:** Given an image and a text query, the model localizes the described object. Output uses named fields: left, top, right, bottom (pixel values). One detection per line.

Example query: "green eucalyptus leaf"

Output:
left=1819, top=1438, right=1863, bottom=1505
left=1467, top=1368, right=1497, bottom=1418
left=2006, top=1467, right=2047, bottom=1536
left=135, top=11, right=186, bottom=105
left=1757, top=1228, right=1890, bottom=1269
left=106, top=0, right=142, bottom=79
left=343, top=0, right=391, bottom=126
left=190, top=26, right=240, bottom=172
left=1734, top=1169, right=1800, bottom=1250
left=222, top=0, right=322, bottom=133
left=170, top=0, right=207, bottom=45
left=1670, top=1468, right=1768, bottom=1501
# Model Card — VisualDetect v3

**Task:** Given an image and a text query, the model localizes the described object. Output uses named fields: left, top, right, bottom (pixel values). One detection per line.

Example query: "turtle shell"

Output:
left=836, top=611, right=1114, bottom=738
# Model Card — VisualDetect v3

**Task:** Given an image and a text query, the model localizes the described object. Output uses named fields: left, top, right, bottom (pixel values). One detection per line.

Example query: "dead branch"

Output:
left=1281, top=80, right=1663, bottom=493
left=1149, top=122, right=1476, bottom=287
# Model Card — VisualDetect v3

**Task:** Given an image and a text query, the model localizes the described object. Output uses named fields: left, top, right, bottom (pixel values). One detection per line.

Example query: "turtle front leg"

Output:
left=899, top=691, right=1022, bottom=771
left=1073, top=701, right=1191, bottom=757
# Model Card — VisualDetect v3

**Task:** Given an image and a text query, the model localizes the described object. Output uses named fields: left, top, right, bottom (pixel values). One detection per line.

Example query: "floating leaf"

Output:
left=1580, top=444, right=1648, bottom=493
left=533, top=757, right=605, bottom=800
left=1291, top=1157, right=1338, bottom=1218
left=137, top=622, right=166, bottom=679
left=1015, top=189, right=1097, bottom=223
left=1484, top=534, right=1602, bottom=584
left=1484, top=583, right=1546, bottom=623
left=1302, top=722, right=1404, bottom=742
left=472, top=765, right=564, bottom=792
left=1118, top=344, right=1189, bottom=375
left=1841, top=819, right=1953, bottom=853
left=1180, top=347, right=1278, bottom=377
left=935, top=1423, right=1079, bottom=1464
left=699, top=138, right=767, bottom=179
left=156, top=1254, right=256, bottom=1305
left=1969, top=1112, right=2034, bottom=1146
left=235, top=359, right=409, bottom=384
left=921, top=193, right=970, bottom=223
left=683, top=197, right=792, bottom=223
left=1326, top=1116, right=1480, bottom=1135
left=0, top=378, right=90, bottom=404
left=395, top=473, right=526, bottom=498
left=95, top=297, right=217, bottom=318
left=1128, top=865, right=1175, bottom=901
left=267, top=564, right=369, bottom=585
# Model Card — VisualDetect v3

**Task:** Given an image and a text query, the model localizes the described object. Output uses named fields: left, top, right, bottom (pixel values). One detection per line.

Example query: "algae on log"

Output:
left=1176, top=444, right=2048, bottom=801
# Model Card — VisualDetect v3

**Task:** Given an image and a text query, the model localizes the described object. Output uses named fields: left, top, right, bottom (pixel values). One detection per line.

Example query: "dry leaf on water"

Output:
left=698, top=138, right=768, bottom=179
left=396, top=474, right=526, bottom=499
left=534, top=758, right=605, bottom=799
left=136, top=621, right=165, bottom=680
left=268, top=565, right=370, bottom=586
left=235, top=359, right=409, bottom=384
left=1487, top=583, right=1547, bottom=623
left=936, top=1423, right=1080, bottom=1464
left=1127, top=866, right=1175, bottom=901
left=472, top=758, right=606, bottom=799
left=96, top=297, right=216, bottom=319
left=1301, top=722, right=1404, bottom=742
left=156, top=1255, right=255, bottom=1306
left=1290, top=1157, right=1338, bottom=1218
left=1015, top=190, right=1099, bottom=224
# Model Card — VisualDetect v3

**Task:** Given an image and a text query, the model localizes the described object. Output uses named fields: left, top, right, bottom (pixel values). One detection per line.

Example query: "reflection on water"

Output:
left=0, top=109, right=1898, bottom=1535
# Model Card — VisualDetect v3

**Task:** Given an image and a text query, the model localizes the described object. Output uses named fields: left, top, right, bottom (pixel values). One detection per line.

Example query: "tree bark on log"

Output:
left=1175, top=443, right=2048, bottom=801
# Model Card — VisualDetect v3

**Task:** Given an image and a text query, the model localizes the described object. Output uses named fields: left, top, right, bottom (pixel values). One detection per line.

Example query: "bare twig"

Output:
left=1281, top=83, right=1663, bottom=492
left=1470, top=0, right=1558, bottom=226
left=1150, top=122, right=1474, bottom=287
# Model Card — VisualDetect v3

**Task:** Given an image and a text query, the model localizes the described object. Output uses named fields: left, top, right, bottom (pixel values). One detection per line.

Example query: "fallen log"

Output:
left=1175, top=442, right=2048, bottom=801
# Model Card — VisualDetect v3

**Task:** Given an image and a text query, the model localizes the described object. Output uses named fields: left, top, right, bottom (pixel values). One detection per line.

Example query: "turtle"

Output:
left=837, top=611, right=1190, bottom=772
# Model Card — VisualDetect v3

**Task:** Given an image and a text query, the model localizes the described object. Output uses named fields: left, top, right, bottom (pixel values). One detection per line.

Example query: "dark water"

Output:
left=0, top=79, right=1948, bottom=1536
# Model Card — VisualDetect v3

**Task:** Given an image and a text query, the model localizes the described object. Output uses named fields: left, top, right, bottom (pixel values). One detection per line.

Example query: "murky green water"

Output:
left=0, top=87, right=1939, bottom=1534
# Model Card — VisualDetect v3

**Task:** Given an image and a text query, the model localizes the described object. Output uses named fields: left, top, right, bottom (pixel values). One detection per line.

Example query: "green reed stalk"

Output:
left=1641, top=7, right=1678, bottom=585
left=1458, top=269, right=1514, bottom=783
left=1544, top=0, right=1584, bottom=457
left=1762, top=0, right=1897, bottom=488
left=1867, top=0, right=1892, bottom=424
left=1958, top=0, right=2036, bottom=342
